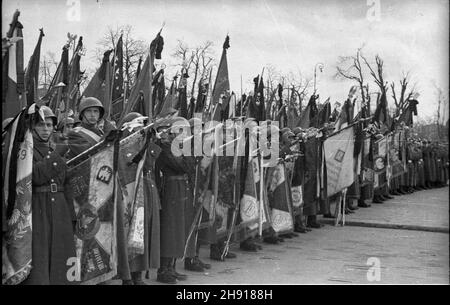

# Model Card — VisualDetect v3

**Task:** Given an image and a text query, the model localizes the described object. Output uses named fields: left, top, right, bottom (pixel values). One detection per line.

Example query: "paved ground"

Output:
left=112, top=186, right=449, bottom=285
left=327, top=186, right=449, bottom=231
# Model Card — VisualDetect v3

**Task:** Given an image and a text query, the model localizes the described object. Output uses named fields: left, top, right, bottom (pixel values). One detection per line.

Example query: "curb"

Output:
left=319, top=219, right=449, bottom=234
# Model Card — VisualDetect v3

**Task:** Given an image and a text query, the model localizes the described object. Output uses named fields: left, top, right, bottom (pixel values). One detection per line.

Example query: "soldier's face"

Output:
left=34, top=118, right=54, bottom=142
left=64, top=123, right=74, bottom=134
left=82, top=107, right=100, bottom=125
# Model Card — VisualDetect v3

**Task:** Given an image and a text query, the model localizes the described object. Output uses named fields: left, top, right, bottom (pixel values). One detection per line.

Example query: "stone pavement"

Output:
left=109, top=186, right=449, bottom=285
left=322, top=186, right=449, bottom=232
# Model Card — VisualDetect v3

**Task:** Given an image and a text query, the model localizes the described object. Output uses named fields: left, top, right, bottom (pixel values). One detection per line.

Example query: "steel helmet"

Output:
left=121, top=112, right=143, bottom=125
left=38, top=105, right=58, bottom=126
left=66, top=117, right=75, bottom=126
left=78, top=97, right=105, bottom=120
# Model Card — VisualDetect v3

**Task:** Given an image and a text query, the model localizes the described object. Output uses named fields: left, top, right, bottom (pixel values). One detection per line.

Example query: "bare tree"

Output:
left=39, top=51, right=59, bottom=90
left=389, top=72, right=417, bottom=117
left=361, top=54, right=388, bottom=101
left=171, top=39, right=215, bottom=99
left=335, top=47, right=367, bottom=105
left=94, top=25, right=148, bottom=87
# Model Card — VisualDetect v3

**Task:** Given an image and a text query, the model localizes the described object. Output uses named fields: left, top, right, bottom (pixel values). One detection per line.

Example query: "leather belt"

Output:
left=166, top=174, right=189, bottom=182
left=33, top=183, right=65, bottom=193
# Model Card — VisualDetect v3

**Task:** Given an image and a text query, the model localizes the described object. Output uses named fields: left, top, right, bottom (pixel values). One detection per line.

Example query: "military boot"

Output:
left=239, top=239, right=259, bottom=251
left=210, top=243, right=225, bottom=260
left=171, top=259, right=187, bottom=281
left=157, top=267, right=177, bottom=284
left=357, top=199, right=371, bottom=208
left=131, top=271, right=147, bottom=285
left=184, top=257, right=204, bottom=272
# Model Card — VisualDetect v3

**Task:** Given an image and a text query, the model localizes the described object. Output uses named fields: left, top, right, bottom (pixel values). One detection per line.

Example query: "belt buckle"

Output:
left=50, top=183, right=57, bottom=193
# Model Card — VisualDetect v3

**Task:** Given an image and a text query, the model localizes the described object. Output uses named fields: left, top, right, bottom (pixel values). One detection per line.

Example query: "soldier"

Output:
left=262, top=127, right=293, bottom=244
left=155, top=117, right=195, bottom=284
left=23, top=106, right=78, bottom=285
left=422, top=140, right=433, bottom=188
left=66, top=97, right=105, bottom=159
left=291, top=127, right=310, bottom=232
left=184, top=117, right=213, bottom=272
left=52, top=117, right=75, bottom=145
left=118, top=112, right=162, bottom=285
left=416, top=140, right=426, bottom=190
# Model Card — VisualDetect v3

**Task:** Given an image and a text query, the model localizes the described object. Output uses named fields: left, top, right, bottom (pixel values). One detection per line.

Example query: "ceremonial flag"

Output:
left=110, top=35, right=124, bottom=122
left=374, top=91, right=391, bottom=129
left=66, top=132, right=120, bottom=285
left=211, top=35, right=230, bottom=108
left=361, top=133, right=374, bottom=186
left=238, top=122, right=269, bottom=233
left=2, top=10, right=25, bottom=120
left=123, top=29, right=164, bottom=120
left=111, top=35, right=124, bottom=101
left=81, top=49, right=113, bottom=109
left=317, top=99, right=331, bottom=127
left=323, top=125, right=355, bottom=196
left=398, top=99, right=419, bottom=127
left=387, top=131, right=406, bottom=178
left=152, top=69, right=166, bottom=117
left=123, top=54, right=150, bottom=118
left=135, top=56, right=142, bottom=80
left=24, top=28, right=44, bottom=106
left=187, top=97, right=196, bottom=119
left=266, top=163, right=294, bottom=233
left=373, top=136, right=387, bottom=188
left=117, top=127, right=149, bottom=260
left=194, top=72, right=209, bottom=117
left=42, top=45, right=66, bottom=113
left=298, top=94, right=318, bottom=128
left=155, top=76, right=178, bottom=118
left=334, top=98, right=353, bottom=131
left=2, top=109, right=33, bottom=285
left=177, top=68, right=189, bottom=118
left=68, top=36, right=84, bottom=115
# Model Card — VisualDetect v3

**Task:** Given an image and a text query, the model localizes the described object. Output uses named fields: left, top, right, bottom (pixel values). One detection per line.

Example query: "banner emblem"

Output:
left=96, top=166, right=113, bottom=184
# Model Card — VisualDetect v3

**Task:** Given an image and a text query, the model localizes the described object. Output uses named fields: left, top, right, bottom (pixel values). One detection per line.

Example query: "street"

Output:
left=107, top=186, right=448, bottom=285
left=168, top=186, right=449, bottom=284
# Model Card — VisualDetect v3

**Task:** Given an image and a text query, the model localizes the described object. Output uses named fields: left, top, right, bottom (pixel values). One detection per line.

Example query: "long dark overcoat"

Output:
left=23, top=139, right=77, bottom=285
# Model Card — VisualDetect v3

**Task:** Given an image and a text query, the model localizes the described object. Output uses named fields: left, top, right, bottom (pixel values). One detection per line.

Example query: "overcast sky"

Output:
left=2, top=0, right=449, bottom=121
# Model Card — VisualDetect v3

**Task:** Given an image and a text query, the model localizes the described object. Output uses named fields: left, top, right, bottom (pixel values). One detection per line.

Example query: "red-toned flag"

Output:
left=82, top=49, right=113, bottom=113
left=24, top=28, right=44, bottom=106
left=46, top=45, right=69, bottom=118
left=68, top=37, right=84, bottom=115
left=266, top=163, right=294, bottom=233
left=177, top=67, right=189, bottom=118
left=2, top=108, right=33, bottom=285
left=211, top=35, right=230, bottom=110
left=324, top=125, right=355, bottom=196
left=298, top=94, right=318, bottom=128
left=2, top=10, right=25, bottom=120
left=66, top=131, right=121, bottom=285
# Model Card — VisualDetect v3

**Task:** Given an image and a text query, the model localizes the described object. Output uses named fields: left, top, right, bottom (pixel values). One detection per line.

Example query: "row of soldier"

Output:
left=2, top=96, right=448, bottom=285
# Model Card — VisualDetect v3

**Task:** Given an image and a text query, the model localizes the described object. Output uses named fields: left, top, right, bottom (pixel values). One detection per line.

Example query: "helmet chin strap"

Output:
left=32, top=129, right=50, bottom=143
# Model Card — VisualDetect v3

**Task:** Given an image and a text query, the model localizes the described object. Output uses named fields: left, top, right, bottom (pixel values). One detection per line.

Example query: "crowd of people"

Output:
left=2, top=11, right=448, bottom=285
left=2, top=93, right=448, bottom=285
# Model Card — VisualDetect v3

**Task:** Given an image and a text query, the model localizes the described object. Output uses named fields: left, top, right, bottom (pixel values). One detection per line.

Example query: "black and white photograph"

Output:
left=1, top=0, right=448, bottom=289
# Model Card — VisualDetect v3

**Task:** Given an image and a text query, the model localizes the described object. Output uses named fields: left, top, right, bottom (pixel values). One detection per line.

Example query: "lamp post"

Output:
left=313, top=62, right=324, bottom=94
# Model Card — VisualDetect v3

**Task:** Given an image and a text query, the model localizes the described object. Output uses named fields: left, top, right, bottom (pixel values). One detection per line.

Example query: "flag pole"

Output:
left=240, top=74, right=243, bottom=116
left=108, top=36, right=119, bottom=120
left=259, top=150, right=264, bottom=237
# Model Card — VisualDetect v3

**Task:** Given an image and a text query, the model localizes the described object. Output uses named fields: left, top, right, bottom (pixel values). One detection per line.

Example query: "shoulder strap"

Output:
left=73, top=126, right=101, bottom=143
